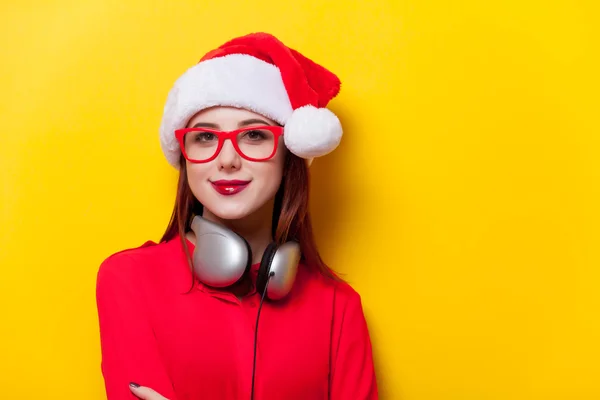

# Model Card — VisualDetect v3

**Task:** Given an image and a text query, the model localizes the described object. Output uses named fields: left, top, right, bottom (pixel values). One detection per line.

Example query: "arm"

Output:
left=329, top=286, right=378, bottom=400
left=96, top=253, right=177, bottom=400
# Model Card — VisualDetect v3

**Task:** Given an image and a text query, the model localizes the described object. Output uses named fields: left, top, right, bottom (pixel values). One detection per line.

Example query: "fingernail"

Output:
left=129, top=382, right=140, bottom=388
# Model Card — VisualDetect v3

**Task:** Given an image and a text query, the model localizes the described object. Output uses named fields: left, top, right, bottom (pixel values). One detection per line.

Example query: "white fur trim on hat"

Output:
left=283, top=105, right=343, bottom=159
left=159, top=54, right=294, bottom=168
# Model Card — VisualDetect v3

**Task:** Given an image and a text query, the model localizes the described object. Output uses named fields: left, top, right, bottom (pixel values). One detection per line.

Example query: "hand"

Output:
left=129, top=382, right=169, bottom=400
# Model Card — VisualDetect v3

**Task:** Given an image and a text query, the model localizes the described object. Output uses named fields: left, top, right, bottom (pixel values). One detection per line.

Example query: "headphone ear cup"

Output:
left=256, top=241, right=301, bottom=301
left=256, top=242, right=278, bottom=297
left=191, top=215, right=253, bottom=288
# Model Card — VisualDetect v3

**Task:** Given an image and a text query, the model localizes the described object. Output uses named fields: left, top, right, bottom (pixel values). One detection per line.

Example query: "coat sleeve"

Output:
left=96, top=253, right=177, bottom=400
left=329, top=285, right=379, bottom=399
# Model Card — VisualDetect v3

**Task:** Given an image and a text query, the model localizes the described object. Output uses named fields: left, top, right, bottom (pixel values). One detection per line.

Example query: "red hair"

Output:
left=160, top=150, right=342, bottom=290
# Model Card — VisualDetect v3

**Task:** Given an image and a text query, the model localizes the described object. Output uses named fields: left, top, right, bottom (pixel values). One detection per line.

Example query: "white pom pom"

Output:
left=283, top=105, right=343, bottom=159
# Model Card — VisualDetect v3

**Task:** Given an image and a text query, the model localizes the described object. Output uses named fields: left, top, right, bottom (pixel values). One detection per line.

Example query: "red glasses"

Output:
left=175, top=126, right=284, bottom=163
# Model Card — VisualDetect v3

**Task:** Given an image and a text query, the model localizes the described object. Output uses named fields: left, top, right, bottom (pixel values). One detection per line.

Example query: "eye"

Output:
left=194, top=131, right=217, bottom=142
left=243, top=129, right=267, bottom=140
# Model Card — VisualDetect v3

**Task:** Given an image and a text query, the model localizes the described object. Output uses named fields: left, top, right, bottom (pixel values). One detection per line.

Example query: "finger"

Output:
left=129, top=382, right=169, bottom=400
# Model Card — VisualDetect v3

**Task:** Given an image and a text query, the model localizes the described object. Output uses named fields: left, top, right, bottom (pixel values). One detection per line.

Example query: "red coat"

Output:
left=96, top=236, right=378, bottom=399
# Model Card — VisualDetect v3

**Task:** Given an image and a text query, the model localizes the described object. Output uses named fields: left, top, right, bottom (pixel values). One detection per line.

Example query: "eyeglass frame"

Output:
left=174, top=125, right=284, bottom=163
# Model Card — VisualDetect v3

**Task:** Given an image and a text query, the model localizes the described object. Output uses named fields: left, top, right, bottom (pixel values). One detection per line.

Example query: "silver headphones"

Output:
left=190, top=215, right=301, bottom=301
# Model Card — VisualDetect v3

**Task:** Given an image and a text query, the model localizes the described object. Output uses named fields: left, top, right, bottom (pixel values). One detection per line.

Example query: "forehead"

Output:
left=186, top=106, right=276, bottom=128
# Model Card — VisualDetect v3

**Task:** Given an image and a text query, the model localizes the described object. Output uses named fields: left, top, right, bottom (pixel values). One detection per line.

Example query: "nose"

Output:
left=216, top=139, right=241, bottom=171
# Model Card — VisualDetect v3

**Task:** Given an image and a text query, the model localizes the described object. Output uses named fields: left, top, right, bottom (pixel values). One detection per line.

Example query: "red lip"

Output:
left=210, top=180, right=250, bottom=195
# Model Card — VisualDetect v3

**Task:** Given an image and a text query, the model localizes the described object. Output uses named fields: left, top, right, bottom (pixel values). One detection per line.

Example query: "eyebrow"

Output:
left=191, top=118, right=272, bottom=129
left=238, top=118, right=272, bottom=127
left=191, top=122, right=219, bottom=129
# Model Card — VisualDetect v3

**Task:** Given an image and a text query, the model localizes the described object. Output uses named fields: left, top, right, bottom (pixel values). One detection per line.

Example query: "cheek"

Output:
left=186, top=164, right=210, bottom=199
left=255, top=163, right=283, bottom=186
left=250, top=157, right=285, bottom=196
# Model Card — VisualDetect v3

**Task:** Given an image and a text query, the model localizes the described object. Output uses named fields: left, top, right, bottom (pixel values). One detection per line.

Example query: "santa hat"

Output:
left=159, top=32, right=343, bottom=168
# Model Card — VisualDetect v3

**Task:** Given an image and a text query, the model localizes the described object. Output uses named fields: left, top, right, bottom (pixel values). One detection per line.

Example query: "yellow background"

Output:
left=1, top=1, right=598, bottom=399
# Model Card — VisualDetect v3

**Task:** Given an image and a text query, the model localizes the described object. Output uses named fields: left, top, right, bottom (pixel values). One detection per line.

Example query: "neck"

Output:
left=199, top=200, right=275, bottom=265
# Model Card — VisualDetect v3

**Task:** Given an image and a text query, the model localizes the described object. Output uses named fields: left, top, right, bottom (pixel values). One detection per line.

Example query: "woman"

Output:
left=96, top=32, right=378, bottom=400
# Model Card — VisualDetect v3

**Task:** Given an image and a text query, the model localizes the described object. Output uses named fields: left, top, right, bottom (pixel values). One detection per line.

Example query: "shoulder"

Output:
left=298, top=267, right=371, bottom=342
left=97, top=239, right=160, bottom=276
left=296, top=264, right=363, bottom=311
left=96, top=237, right=183, bottom=289
left=331, top=278, right=364, bottom=317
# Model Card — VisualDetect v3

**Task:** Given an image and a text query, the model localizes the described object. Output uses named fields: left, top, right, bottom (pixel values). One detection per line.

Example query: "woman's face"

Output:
left=184, top=106, right=287, bottom=221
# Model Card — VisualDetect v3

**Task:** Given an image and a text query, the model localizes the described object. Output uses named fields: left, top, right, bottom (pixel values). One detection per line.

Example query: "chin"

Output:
left=203, top=198, right=258, bottom=220
left=210, top=207, right=254, bottom=220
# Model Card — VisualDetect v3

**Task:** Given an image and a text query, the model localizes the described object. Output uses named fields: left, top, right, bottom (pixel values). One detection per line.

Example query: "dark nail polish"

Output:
left=129, top=382, right=140, bottom=388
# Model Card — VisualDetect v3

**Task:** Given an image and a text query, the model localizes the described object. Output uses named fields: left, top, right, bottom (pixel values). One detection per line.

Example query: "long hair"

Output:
left=159, top=149, right=342, bottom=291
